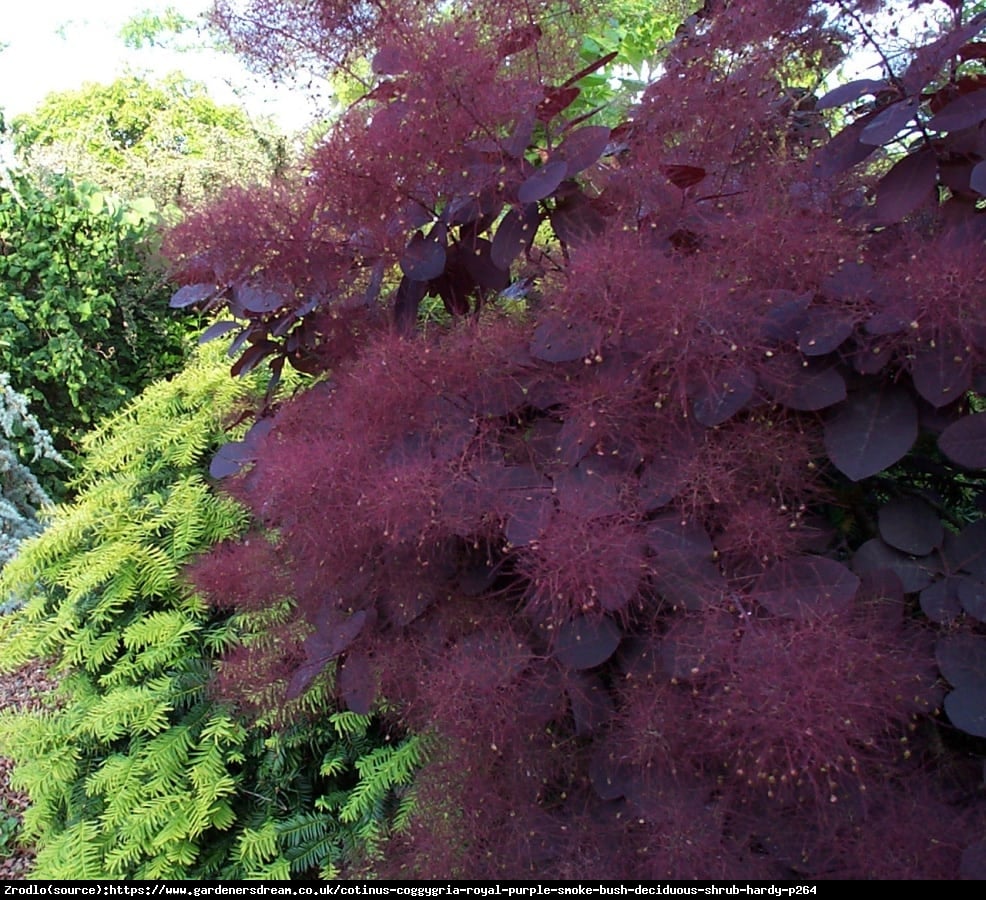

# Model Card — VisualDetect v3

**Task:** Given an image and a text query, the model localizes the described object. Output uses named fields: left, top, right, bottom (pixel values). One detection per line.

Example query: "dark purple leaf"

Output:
left=226, top=324, right=253, bottom=358
left=287, top=610, right=369, bottom=700
left=755, top=556, right=859, bottom=619
left=503, top=114, right=535, bottom=158
left=372, top=45, right=410, bottom=74
left=566, top=672, right=615, bottom=736
left=553, top=615, right=622, bottom=669
left=824, top=386, right=918, bottom=481
left=596, top=539, right=645, bottom=613
left=486, top=462, right=550, bottom=497
left=170, top=282, right=215, bottom=309
left=491, top=204, right=540, bottom=270
left=209, top=440, right=253, bottom=479
left=637, top=451, right=688, bottom=512
left=960, top=42, right=986, bottom=61
left=303, top=609, right=368, bottom=663
left=851, top=538, right=937, bottom=593
left=927, top=88, right=986, bottom=132
left=394, top=276, right=427, bottom=335
left=431, top=263, right=475, bottom=317
left=811, top=111, right=881, bottom=178
left=911, top=337, right=973, bottom=407
left=760, top=290, right=812, bottom=342
left=857, top=568, right=906, bottom=611
left=286, top=659, right=331, bottom=701
left=556, top=418, right=594, bottom=466
left=646, top=514, right=713, bottom=558
left=797, top=310, right=854, bottom=356
left=497, top=23, right=542, bottom=58
left=919, top=578, right=963, bottom=623
left=618, top=636, right=663, bottom=682
left=339, top=652, right=376, bottom=715
left=902, top=13, right=986, bottom=94
left=763, top=357, right=847, bottom=412
left=944, top=686, right=986, bottom=737
left=939, top=413, right=986, bottom=469
left=235, top=284, right=286, bottom=314
left=537, top=86, right=581, bottom=122
left=961, top=840, right=986, bottom=880
left=243, top=418, right=275, bottom=450
left=198, top=320, right=241, bottom=345
left=690, top=367, right=756, bottom=427
left=823, top=260, right=886, bottom=303
left=971, top=160, right=986, bottom=195
left=851, top=338, right=895, bottom=374
left=462, top=238, right=511, bottom=291
left=943, top=519, right=986, bottom=577
left=554, top=125, right=611, bottom=175
left=660, top=164, right=707, bottom=190
left=518, top=160, right=569, bottom=204
left=400, top=229, right=447, bottom=281
left=936, top=632, right=986, bottom=690
left=863, top=304, right=915, bottom=336
left=653, top=560, right=725, bottom=612
left=230, top=341, right=277, bottom=377
left=816, top=78, right=890, bottom=110
left=873, top=147, right=938, bottom=224
left=554, top=458, right=622, bottom=519
left=378, top=585, right=433, bottom=627
left=530, top=316, right=600, bottom=363
left=859, top=97, right=921, bottom=145
left=549, top=191, right=606, bottom=247
left=878, top=497, right=944, bottom=555
left=560, top=50, right=618, bottom=89
left=660, top=612, right=733, bottom=682
left=959, top=575, right=986, bottom=621
left=647, top=515, right=720, bottom=611
left=505, top=499, right=555, bottom=546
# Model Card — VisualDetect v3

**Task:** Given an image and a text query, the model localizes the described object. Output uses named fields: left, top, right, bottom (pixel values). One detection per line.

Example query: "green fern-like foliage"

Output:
left=0, top=345, right=422, bottom=879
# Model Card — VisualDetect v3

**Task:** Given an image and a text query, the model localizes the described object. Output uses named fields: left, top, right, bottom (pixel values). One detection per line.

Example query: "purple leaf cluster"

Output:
left=176, top=0, right=986, bottom=879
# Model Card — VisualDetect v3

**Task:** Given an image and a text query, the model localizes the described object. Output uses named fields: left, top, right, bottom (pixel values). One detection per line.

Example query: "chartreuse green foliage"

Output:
left=0, top=346, right=422, bottom=879
left=0, top=170, right=192, bottom=492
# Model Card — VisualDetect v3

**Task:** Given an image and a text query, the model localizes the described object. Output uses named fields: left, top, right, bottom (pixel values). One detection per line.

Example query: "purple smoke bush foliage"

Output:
left=170, top=0, right=986, bottom=879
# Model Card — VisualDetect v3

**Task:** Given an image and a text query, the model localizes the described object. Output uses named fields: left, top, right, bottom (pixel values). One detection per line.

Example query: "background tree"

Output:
left=9, top=74, right=287, bottom=211
left=0, top=169, right=192, bottom=494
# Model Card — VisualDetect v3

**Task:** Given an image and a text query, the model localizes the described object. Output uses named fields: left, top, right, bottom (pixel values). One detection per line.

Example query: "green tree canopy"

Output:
left=0, top=169, right=193, bottom=494
left=9, top=73, right=287, bottom=210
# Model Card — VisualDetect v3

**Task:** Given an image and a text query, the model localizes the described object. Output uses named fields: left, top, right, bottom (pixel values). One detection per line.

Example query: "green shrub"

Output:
left=0, top=346, right=421, bottom=879
left=0, top=170, right=193, bottom=493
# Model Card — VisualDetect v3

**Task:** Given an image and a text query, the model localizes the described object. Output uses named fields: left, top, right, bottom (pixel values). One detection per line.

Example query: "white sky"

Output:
left=0, top=0, right=319, bottom=131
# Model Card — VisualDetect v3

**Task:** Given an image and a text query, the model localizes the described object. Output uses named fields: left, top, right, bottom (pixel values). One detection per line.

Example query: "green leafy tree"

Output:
left=9, top=74, right=287, bottom=211
left=119, top=6, right=197, bottom=50
left=0, top=169, right=192, bottom=491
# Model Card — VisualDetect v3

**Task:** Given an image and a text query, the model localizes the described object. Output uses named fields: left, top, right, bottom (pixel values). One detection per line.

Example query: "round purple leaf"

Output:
left=824, top=386, right=918, bottom=481
left=756, top=556, right=860, bottom=619
left=553, top=615, right=622, bottom=670
left=939, top=412, right=986, bottom=470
